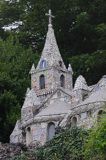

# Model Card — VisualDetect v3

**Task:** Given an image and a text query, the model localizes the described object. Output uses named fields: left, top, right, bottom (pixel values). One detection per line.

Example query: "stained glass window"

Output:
left=40, top=60, right=47, bottom=69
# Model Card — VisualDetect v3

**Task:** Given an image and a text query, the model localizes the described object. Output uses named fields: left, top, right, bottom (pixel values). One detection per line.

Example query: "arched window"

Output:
left=60, top=75, right=65, bottom=87
left=27, top=127, right=31, bottom=132
left=26, top=127, right=32, bottom=146
left=22, top=130, right=26, bottom=144
left=39, top=75, right=45, bottom=89
left=59, top=61, right=62, bottom=67
left=97, top=110, right=105, bottom=122
left=82, top=93, right=88, bottom=101
left=40, top=60, right=47, bottom=69
left=71, top=117, right=77, bottom=127
left=47, top=122, right=55, bottom=141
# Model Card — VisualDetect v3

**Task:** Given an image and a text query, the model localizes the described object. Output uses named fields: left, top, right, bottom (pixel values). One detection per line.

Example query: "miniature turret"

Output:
left=67, top=63, right=73, bottom=90
left=21, top=88, right=41, bottom=124
left=74, top=75, right=88, bottom=90
left=29, top=64, right=36, bottom=89
left=74, top=75, right=89, bottom=103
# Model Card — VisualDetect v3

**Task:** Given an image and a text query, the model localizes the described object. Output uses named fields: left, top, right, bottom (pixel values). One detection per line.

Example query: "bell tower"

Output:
left=30, top=10, right=73, bottom=99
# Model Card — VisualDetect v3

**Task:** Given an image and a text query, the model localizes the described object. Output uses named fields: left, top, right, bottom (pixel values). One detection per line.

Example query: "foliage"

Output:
left=11, top=127, right=88, bottom=160
left=0, top=36, right=39, bottom=142
left=0, top=0, right=106, bottom=143
left=68, top=50, right=106, bottom=84
left=0, top=90, right=20, bottom=142
left=0, top=0, right=106, bottom=54
left=84, top=113, right=106, bottom=160
left=10, top=115, right=106, bottom=160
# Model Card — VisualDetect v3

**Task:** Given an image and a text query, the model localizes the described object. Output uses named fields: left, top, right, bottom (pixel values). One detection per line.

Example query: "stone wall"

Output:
left=23, top=120, right=59, bottom=146
left=31, top=66, right=72, bottom=97
left=60, top=102, right=106, bottom=129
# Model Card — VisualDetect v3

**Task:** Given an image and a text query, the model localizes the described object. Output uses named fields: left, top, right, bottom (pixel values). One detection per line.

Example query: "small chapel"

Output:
left=10, top=10, right=106, bottom=146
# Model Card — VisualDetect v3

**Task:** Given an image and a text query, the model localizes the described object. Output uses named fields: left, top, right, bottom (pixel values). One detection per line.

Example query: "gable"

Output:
left=36, top=99, right=71, bottom=117
left=45, top=88, right=72, bottom=106
left=35, top=88, right=72, bottom=117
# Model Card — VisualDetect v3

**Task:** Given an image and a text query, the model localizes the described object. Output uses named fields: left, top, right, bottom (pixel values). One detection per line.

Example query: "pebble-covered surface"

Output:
left=0, top=142, right=25, bottom=160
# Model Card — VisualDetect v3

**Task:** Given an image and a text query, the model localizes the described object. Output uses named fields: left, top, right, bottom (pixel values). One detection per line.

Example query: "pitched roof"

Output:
left=91, top=75, right=106, bottom=92
left=36, top=99, right=71, bottom=117
left=22, top=88, right=41, bottom=109
left=78, top=87, right=106, bottom=106
left=10, top=120, right=21, bottom=136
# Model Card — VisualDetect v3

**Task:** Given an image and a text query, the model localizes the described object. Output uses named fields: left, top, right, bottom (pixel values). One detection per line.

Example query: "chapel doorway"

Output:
left=71, top=117, right=77, bottom=127
left=47, top=122, right=55, bottom=141
left=97, top=110, right=105, bottom=122
left=26, top=127, right=32, bottom=146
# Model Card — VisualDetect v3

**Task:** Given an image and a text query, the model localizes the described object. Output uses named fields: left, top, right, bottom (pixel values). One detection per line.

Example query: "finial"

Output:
left=46, top=9, right=55, bottom=27
left=29, top=63, right=36, bottom=74
left=26, top=88, right=30, bottom=96
left=68, top=64, right=73, bottom=74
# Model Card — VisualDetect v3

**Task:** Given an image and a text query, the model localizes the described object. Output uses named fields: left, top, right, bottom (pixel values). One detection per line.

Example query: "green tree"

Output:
left=0, top=91, right=20, bottom=142
left=0, top=0, right=106, bottom=54
left=84, top=113, right=106, bottom=160
left=0, top=36, right=39, bottom=142
left=0, top=0, right=22, bottom=40
left=68, top=50, right=106, bottom=84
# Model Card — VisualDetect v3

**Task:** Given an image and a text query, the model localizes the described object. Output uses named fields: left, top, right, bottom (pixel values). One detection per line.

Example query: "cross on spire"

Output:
left=46, top=9, right=55, bottom=26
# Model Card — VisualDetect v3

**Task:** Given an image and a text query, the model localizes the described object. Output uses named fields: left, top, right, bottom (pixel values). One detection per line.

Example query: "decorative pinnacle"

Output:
left=46, top=9, right=55, bottom=26
left=26, top=88, right=30, bottom=96
left=29, top=63, right=36, bottom=74
left=68, top=64, right=73, bottom=74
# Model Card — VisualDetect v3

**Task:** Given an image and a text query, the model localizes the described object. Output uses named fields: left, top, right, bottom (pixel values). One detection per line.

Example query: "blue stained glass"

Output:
left=40, top=60, right=47, bottom=69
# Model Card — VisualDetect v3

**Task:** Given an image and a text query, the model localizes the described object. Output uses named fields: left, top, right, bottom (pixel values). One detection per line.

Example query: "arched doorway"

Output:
left=26, top=127, right=32, bottom=146
left=22, top=130, right=26, bottom=144
left=97, top=110, right=105, bottom=122
left=71, top=117, right=77, bottom=127
left=47, top=122, right=55, bottom=141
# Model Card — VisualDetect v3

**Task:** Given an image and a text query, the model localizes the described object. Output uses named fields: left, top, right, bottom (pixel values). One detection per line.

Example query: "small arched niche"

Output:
left=39, top=74, right=45, bottom=89
left=71, top=117, right=77, bottom=127
left=97, top=110, right=105, bottom=122
left=26, top=127, right=32, bottom=146
left=22, top=130, right=26, bottom=144
left=47, top=122, right=55, bottom=141
left=60, top=74, right=65, bottom=88
left=59, top=61, right=62, bottom=67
